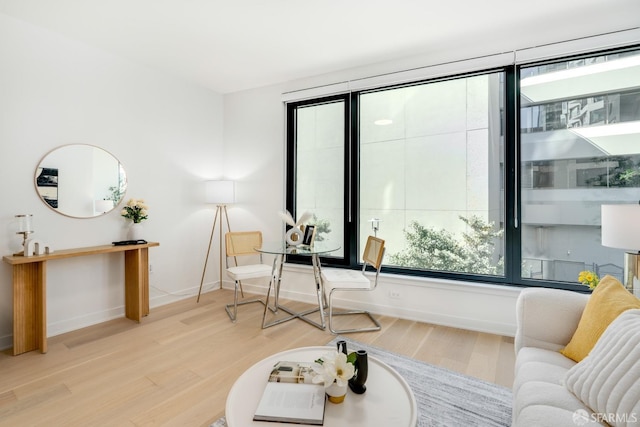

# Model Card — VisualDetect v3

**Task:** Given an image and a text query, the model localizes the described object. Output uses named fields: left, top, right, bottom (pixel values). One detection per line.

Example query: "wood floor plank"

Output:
left=0, top=390, right=17, bottom=409
left=466, top=332, right=501, bottom=382
left=369, top=318, right=414, bottom=352
left=0, top=289, right=514, bottom=426
left=0, top=383, right=71, bottom=425
left=495, top=336, right=517, bottom=388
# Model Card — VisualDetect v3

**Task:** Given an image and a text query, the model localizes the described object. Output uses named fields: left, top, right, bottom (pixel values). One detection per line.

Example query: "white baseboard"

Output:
left=48, top=307, right=125, bottom=337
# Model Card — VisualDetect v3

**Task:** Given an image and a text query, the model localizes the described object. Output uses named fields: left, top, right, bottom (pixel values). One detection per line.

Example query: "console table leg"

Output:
left=12, top=261, right=47, bottom=355
left=124, top=248, right=149, bottom=322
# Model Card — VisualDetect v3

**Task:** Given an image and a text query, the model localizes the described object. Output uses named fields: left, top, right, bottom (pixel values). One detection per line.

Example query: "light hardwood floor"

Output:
left=0, top=289, right=515, bottom=426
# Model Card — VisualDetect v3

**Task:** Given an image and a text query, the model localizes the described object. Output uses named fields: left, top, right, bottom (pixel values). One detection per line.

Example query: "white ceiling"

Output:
left=1, top=0, right=639, bottom=94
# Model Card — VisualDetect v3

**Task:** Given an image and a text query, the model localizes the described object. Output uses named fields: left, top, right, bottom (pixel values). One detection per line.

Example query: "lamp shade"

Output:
left=601, top=204, right=640, bottom=252
left=15, top=214, right=33, bottom=232
left=205, top=180, right=235, bottom=204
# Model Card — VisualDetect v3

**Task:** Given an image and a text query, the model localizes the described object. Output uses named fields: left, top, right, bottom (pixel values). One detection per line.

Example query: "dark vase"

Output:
left=337, top=340, right=347, bottom=355
left=348, top=350, right=368, bottom=394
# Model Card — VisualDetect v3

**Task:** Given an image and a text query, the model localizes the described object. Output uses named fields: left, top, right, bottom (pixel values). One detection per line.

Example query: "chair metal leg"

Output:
left=238, top=280, right=245, bottom=298
left=327, top=288, right=381, bottom=334
left=225, top=280, right=265, bottom=323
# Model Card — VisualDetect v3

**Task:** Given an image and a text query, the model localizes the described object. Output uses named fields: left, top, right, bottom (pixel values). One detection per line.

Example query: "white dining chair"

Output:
left=224, top=231, right=272, bottom=322
left=321, top=235, right=385, bottom=334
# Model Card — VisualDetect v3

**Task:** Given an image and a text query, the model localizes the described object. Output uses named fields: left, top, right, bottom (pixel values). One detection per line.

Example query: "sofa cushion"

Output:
left=513, top=381, right=592, bottom=427
left=560, top=275, right=640, bottom=362
left=564, top=309, right=640, bottom=427
left=513, top=347, right=574, bottom=393
left=512, top=347, right=610, bottom=426
left=515, top=346, right=577, bottom=373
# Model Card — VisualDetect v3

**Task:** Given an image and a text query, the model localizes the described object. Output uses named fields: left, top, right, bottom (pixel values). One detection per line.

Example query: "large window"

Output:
left=287, top=96, right=348, bottom=261
left=286, top=45, right=640, bottom=289
left=359, top=73, right=505, bottom=278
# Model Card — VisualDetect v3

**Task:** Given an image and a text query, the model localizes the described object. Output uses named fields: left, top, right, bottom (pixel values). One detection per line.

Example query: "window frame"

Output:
left=285, top=93, right=353, bottom=267
left=285, top=44, right=640, bottom=292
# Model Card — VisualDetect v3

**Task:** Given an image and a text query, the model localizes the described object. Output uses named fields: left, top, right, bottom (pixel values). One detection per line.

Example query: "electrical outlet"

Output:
left=388, top=290, right=401, bottom=299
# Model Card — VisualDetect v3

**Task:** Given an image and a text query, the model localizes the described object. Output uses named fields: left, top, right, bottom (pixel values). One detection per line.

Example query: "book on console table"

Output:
left=253, top=361, right=326, bottom=425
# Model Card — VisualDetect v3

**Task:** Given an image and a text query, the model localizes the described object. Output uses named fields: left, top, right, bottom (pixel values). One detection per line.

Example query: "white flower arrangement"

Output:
left=278, top=210, right=312, bottom=228
left=311, top=350, right=356, bottom=388
left=120, top=198, right=149, bottom=224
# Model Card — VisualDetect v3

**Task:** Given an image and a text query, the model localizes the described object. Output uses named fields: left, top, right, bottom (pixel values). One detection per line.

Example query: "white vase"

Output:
left=325, top=382, right=347, bottom=404
left=128, top=222, right=144, bottom=241
left=285, top=227, right=304, bottom=246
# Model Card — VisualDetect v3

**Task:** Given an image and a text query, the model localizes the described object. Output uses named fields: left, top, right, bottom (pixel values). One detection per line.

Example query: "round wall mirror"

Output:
left=34, top=144, right=127, bottom=218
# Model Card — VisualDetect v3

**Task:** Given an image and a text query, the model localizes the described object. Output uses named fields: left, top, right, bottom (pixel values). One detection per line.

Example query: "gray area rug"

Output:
left=212, top=336, right=512, bottom=427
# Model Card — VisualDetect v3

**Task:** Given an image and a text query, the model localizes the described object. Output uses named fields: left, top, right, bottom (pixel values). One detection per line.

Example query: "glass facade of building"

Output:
left=520, top=50, right=640, bottom=284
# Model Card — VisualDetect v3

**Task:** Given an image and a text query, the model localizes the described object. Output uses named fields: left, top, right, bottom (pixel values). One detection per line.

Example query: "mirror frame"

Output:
left=34, top=144, right=127, bottom=218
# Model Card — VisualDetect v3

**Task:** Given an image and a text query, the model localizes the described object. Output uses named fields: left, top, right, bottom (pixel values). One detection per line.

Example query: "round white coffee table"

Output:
left=225, top=346, right=417, bottom=427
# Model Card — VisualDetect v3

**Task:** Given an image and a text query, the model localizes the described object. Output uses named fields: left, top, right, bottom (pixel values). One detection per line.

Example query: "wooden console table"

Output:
left=2, top=242, right=159, bottom=355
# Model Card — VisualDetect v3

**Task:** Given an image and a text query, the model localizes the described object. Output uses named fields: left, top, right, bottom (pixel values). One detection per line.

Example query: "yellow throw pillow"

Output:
left=560, top=275, right=640, bottom=362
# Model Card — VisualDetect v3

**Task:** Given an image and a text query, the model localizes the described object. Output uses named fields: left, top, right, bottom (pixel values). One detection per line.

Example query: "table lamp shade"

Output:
left=601, top=204, right=640, bottom=252
left=16, top=214, right=33, bottom=233
left=205, top=180, right=235, bottom=204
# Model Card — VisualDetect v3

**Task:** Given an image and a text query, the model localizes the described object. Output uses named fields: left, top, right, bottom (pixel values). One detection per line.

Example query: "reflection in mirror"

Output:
left=35, top=144, right=127, bottom=218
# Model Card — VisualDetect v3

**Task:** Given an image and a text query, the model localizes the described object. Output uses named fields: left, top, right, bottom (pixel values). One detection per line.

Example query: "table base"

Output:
left=261, top=252, right=327, bottom=330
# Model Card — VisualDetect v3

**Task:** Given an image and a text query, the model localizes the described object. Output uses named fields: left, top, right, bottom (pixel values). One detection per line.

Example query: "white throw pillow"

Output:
left=564, top=309, right=640, bottom=427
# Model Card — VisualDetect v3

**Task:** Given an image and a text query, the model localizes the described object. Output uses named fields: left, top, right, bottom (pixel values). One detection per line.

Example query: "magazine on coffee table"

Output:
left=253, top=361, right=326, bottom=425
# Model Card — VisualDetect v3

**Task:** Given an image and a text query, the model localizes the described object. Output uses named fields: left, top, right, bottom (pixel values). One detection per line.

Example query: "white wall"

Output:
left=0, top=13, right=226, bottom=349
left=222, top=85, right=287, bottom=238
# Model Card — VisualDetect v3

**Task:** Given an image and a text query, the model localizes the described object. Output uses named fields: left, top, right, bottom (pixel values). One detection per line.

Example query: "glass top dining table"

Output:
left=255, top=241, right=341, bottom=256
left=254, top=241, right=341, bottom=330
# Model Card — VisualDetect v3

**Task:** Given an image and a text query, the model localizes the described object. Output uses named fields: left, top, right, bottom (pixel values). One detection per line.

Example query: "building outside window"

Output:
left=358, top=73, right=505, bottom=277
left=520, top=49, right=640, bottom=284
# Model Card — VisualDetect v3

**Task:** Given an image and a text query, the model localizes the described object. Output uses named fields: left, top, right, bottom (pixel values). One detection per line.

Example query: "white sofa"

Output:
left=512, top=287, right=598, bottom=426
left=513, top=279, right=640, bottom=427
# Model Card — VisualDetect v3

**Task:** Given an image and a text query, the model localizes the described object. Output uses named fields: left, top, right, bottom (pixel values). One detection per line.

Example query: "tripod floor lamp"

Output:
left=197, top=180, right=235, bottom=302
